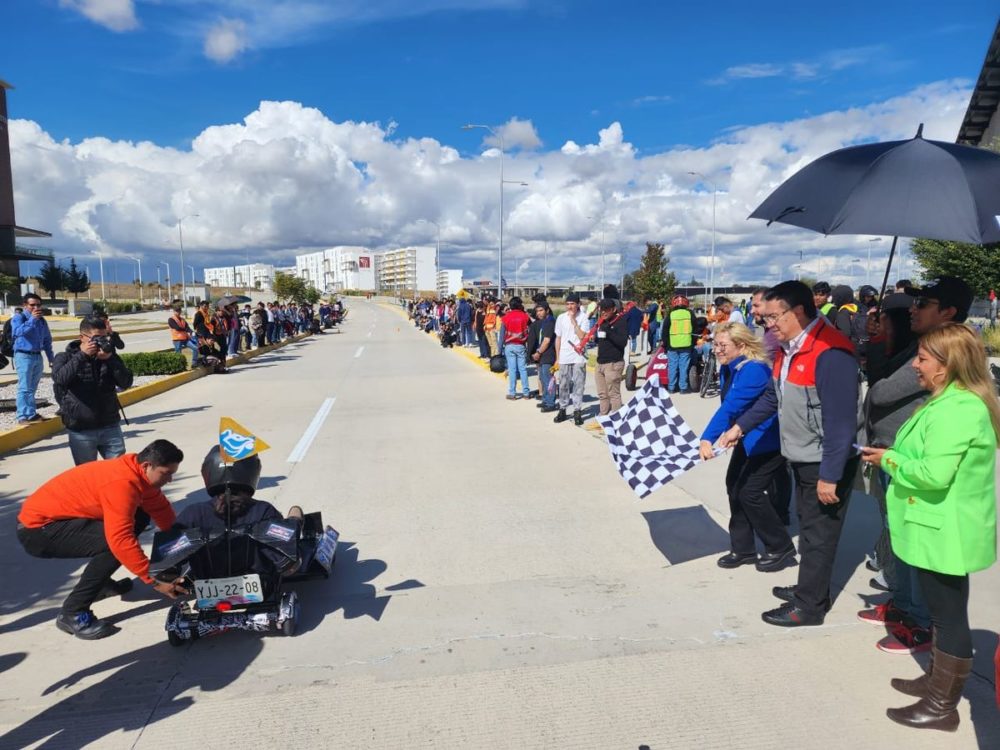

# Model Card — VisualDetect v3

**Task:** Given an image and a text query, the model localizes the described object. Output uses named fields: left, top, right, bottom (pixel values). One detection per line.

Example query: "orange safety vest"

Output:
left=484, top=305, right=498, bottom=331
left=170, top=313, right=191, bottom=341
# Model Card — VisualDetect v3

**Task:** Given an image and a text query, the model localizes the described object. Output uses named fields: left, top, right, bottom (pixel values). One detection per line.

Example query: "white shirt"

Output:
left=555, top=310, right=591, bottom=365
left=728, top=309, right=746, bottom=325
left=779, top=316, right=820, bottom=388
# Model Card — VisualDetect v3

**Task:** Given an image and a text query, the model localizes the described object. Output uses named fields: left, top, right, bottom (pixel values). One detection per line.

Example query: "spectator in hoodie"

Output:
left=52, top=316, right=134, bottom=465
left=831, top=284, right=868, bottom=357
left=625, top=299, right=644, bottom=355
left=456, top=296, right=474, bottom=347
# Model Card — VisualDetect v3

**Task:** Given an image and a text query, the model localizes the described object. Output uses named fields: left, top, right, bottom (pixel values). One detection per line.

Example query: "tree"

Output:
left=0, top=273, right=16, bottom=296
left=631, top=242, right=676, bottom=303
left=302, top=286, right=322, bottom=305
left=64, top=258, right=91, bottom=299
left=37, top=257, right=66, bottom=300
left=621, top=271, right=637, bottom=300
left=909, top=239, right=999, bottom=297
left=272, top=271, right=307, bottom=302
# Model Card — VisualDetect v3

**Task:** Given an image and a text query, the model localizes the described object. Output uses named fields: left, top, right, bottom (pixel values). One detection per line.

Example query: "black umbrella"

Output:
left=749, top=125, right=1000, bottom=298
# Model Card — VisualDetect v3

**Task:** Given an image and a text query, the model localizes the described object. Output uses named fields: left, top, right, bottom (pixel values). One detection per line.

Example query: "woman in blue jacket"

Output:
left=700, top=323, right=795, bottom=572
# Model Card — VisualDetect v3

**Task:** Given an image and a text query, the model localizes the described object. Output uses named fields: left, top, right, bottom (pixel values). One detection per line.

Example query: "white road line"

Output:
left=366, top=331, right=372, bottom=338
left=286, top=397, right=336, bottom=464
left=354, top=345, right=365, bottom=358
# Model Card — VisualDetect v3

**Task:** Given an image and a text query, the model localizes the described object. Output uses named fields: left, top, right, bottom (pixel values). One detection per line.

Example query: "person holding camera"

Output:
left=11, top=292, right=55, bottom=424
left=52, top=316, right=133, bottom=465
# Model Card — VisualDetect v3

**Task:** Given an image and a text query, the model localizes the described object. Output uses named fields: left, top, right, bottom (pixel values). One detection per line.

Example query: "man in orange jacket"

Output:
left=16, top=439, right=190, bottom=639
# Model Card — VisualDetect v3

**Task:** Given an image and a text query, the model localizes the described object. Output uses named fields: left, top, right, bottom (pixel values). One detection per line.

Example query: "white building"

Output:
left=436, top=269, right=463, bottom=297
left=203, top=263, right=275, bottom=291
left=375, top=246, right=436, bottom=295
left=293, top=247, right=376, bottom=292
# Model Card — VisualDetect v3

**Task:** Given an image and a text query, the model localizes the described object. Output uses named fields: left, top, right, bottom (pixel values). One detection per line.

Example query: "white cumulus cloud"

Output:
left=60, top=0, right=138, bottom=32
left=203, top=18, right=249, bottom=63
left=7, top=81, right=973, bottom=290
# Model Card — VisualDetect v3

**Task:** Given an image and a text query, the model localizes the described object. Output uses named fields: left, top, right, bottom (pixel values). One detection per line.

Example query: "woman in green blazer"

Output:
left=862, top=323, right=1000, bottom=733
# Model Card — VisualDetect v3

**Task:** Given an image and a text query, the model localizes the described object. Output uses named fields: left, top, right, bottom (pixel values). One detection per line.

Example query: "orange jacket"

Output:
left=18, top=454, right=177, bottom=583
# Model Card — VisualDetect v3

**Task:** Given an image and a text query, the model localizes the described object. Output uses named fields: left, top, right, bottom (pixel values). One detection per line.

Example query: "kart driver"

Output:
left=16, top=439, right=191, bottom=640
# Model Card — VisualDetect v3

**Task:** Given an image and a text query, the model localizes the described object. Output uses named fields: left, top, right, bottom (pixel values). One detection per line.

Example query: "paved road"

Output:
left=0, top=299, right=997, bottom=749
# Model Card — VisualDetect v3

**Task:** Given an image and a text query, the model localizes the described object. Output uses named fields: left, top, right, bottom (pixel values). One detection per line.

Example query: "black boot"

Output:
left=553, top=409, right=569, bottom=423
left=573, top=411, right=584, bottom=426
left=886, top=648, right=972, bottom=732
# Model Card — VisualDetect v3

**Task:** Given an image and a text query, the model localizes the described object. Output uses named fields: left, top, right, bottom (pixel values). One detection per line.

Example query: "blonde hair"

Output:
left=919, top=322, right=1000, bottom=441
left=715, top=322, right=768, bottom=364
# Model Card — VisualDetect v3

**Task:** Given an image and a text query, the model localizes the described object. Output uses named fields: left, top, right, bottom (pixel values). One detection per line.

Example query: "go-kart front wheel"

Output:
left=167, top=629, right=187, bottom=647
left=279, top=591, right=300, bottom=637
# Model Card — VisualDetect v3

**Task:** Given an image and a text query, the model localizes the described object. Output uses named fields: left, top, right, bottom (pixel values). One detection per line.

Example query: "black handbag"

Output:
left=489, top=354, right=507, bottom=373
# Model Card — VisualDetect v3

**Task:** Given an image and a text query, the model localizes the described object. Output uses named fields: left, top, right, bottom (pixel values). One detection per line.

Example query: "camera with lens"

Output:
left=91, top=335, right=115, bottom=354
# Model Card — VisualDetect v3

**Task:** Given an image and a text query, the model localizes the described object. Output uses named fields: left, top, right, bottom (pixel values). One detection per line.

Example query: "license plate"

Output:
left=194, top=574, right=264, bottom=609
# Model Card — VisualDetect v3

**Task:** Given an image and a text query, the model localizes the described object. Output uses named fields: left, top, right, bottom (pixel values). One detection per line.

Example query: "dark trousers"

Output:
left=477, top=331, right=490, bottom=358
left=917, top=568, right=972, bottom=658
left=725, top=444, right=793, bottom=555
left=16, top=510, right=150, bottom=614
left=791, top=459, right=858, bottom=617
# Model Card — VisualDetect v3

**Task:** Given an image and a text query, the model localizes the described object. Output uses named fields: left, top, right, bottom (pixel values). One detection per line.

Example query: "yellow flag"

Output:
left=218, top=417, right=270, bottom=463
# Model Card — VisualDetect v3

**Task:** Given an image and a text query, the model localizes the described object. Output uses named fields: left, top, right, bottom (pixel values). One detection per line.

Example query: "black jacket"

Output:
left=51, top=340, right=133, bottom=431
left=595, top=314, right=629, bottom=363
left=527, top=316, right=556, bottom=364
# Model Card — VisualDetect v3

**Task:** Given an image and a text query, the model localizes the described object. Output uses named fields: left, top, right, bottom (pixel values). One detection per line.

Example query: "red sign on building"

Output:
left=358, top=256, right=371, bottom=268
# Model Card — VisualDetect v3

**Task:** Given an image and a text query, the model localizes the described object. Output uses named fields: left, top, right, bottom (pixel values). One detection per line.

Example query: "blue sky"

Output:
left=4, top=1, right=998, bottom=287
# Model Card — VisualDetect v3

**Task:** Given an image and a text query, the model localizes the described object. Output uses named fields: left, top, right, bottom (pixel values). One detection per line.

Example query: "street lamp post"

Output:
left=95, top=250, right=106, bottom=301
left=868, top=238, right=882, bottom=286
left=587, top=216, right=606, bottom=291
left=462, top=125, right=528, bottom=297
left=688, top=171, right=717, bottom=305
left=850, top=258, right=862, bottom=289
left=419, top=219, right=441, bottom=273
left=129, top=256, right=143, bottom=305
left=177, top=213, right=199, bottom=314
left=160, top=261, right=170, bottom=304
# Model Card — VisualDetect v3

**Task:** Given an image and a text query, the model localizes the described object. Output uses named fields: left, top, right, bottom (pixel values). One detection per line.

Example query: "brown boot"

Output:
left=891, top=637, right=935, bottom=697
left=886, top=648, right=972, bottom=732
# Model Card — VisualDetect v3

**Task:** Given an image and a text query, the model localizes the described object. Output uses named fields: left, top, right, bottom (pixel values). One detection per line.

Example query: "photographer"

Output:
left=52, top=316, right=133, bottom=465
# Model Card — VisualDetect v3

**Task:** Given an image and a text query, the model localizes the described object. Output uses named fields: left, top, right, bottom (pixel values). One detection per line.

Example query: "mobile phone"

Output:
left=852, top=443, right=864, bottom=454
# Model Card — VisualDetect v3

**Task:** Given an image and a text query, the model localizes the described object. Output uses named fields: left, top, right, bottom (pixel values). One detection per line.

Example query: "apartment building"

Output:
left=436, top=269, right=463, bottom=297
left=375, top=246, right=436, bottom=294
left=203, top=263, right=275, bottom=290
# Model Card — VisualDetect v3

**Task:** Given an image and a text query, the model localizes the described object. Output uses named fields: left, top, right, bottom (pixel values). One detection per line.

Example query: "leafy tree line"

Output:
left=272, top=271, right=322, bottom=304
left=621, top=242, right=677, bottom=302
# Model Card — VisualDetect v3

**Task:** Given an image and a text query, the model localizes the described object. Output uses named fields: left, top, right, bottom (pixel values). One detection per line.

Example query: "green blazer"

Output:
left=881, top=383, right=997, bottom=575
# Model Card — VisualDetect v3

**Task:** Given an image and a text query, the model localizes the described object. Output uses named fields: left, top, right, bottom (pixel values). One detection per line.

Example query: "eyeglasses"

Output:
left=912, top=297, right=940, bottom=310
left=762, top=308, right=791, bottom=325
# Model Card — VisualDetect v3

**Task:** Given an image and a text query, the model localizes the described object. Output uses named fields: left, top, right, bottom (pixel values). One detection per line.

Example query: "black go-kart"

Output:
left=149, top=511, right=339, bottom=646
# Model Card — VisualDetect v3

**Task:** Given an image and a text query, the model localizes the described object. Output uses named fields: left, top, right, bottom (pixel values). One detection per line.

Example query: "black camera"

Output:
left=91, top=335, right=115, bottom=354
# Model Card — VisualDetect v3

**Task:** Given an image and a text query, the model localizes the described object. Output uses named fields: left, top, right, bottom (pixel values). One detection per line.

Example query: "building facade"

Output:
left=436, top=269, right=463, bottom=297
left=203, top=263, right=275, bottom=290
left=375, top=246, right=436, bottom=295
left=294, top=246, right=376, bottom=292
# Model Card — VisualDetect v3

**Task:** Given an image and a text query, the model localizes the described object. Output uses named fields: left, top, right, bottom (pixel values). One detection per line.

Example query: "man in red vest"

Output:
left=721, top=280, right=859, bottom=627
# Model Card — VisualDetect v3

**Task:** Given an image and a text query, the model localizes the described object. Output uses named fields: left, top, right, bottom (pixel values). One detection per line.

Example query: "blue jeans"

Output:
left=14, top=351, right=44, bottom=421
left=629, top=334, right=639, bottom=354
left=173, top=338, right=200, bottom=363
left=228, top=328, right=240, bottom=355
left=68, top=424, right=126, bottom=465
left=878, top=472, right=931, bottom=627
left=647, top=324, right=659, bottom=351
left=460, top=322, right=474, bottom=346
left=537, top=359, right=556, bottom=406
left=505, top=344, right=530, bottom=396
left=667, top=348, right=691, bottom=391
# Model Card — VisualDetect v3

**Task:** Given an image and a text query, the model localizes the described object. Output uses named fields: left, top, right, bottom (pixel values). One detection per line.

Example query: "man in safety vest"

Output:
left=483, top=297, right=500, bottom=357
left=812, top=282, right=836, bottom=323
left=665, top=294, right=697, bottom=394
left=167, top=304, right=200, bottom=365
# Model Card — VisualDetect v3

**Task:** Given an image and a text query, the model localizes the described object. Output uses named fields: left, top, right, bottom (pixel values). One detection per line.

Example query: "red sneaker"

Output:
left=856, top=599, right=906, bottom=625
left=876, top=623, right=933, bottom=655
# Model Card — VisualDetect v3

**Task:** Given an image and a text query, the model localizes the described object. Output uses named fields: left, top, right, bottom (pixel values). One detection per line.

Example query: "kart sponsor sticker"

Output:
left=158, top=535, right=192, bottom=557
left=265, top=523, right=295, bottom=542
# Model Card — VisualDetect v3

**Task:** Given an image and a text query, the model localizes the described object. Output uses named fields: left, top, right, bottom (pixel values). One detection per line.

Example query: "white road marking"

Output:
left=366, top=331, right=372, bottom=338
left=354, top=345, right=365, bottom=358
left=286, top=397, right=336, bottom=464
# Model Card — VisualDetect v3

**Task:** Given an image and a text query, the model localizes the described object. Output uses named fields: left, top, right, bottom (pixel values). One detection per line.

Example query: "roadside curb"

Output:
left=0, top=332, right=312, bottom=456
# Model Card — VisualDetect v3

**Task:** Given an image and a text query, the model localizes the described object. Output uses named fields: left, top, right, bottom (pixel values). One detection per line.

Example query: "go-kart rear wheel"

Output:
left=624, top=363, right=638, bottom=391
left=167, top=629, right=186, bottom=647
left=280, top=591, right=300, bottom=637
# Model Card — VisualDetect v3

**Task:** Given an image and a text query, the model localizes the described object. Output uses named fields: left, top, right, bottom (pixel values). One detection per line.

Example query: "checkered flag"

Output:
left=597, top=378, right=701, bottom=499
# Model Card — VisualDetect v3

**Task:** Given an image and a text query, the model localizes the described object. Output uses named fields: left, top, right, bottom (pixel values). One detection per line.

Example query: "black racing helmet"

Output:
left=201, top=445, right=262, bottom=497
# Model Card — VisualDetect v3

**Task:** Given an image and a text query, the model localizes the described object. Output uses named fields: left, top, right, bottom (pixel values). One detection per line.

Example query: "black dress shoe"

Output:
left=717, top=552, right=757, bottom=569
left=761, top=603, right=825, bottom=627
left=55, top=610, right=118, bottom=640
left=553, top=409, right=570, bottom=423
left=756, top=546, right=797, bottom=573
left=540, top=404, right=558, bottom=413
left=573, top=411, right=584, bottom=426
left=772, top=585, right=796, bottom=602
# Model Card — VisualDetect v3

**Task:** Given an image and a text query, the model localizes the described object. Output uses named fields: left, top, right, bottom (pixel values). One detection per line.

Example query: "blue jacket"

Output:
left=456, top=300, right=473, bottom=324
left=625, top=305, right=643, bottom=337
left=10, top=310, right=54, bottom=361
left=701, top=355, right=780, bottom=456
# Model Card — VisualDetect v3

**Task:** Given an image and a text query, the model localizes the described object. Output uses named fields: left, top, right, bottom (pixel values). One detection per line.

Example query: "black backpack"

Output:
left=0, top=318, right=13, bottom=358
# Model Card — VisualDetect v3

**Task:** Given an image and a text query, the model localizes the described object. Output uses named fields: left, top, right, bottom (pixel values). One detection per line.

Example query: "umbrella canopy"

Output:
left=214, top=294, right=252, bottom=307
left=749, top=126, right=1000, bottom=245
